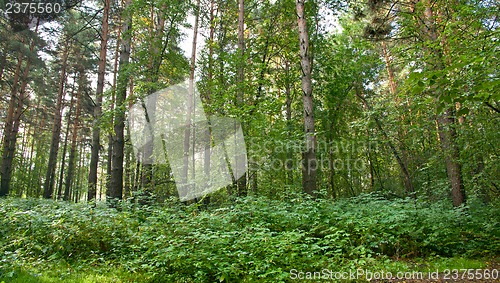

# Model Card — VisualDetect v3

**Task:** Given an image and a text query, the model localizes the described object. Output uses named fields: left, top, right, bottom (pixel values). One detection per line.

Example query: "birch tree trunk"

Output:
left=236, top=0, right=247, bottom=196
left=296, top=0, right=317, bottom=196
left=183, top=0, right=200, bottom=198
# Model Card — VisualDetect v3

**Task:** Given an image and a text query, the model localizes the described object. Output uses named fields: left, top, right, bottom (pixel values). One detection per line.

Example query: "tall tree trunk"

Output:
left=284, top=59, right=293, bottom=185
left=26, top=107, right=40, bottom=197
left=0, top=55, right=23, bottom=197
left=200, top=0, right=215, bottom=204
left=0, top=19, right=39, bottom=196
left=236, top=0, right=247, bottom=196
left=106, top=27, right=121, bottom=194
left=57, top=79, right=76, bottom=199
left=140, top=6, right=177, bottom=193
left=437, top=110, right=465, bottom=206
left=296, top=0, right=317, bottom=196
left=64, top=69, right=84, bottom=201
left=88, top=0, right=110, bottom=201
left=43, top=37, right=69, bottom=199
left=109, top=0, right=132, bottom=201
left=421, top=2, right=465, bottom=206
left=183, top=0, right=201, bottom=198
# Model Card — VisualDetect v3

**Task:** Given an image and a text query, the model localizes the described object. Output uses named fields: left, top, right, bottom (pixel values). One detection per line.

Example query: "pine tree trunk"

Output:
left=106, top=27, right=120, bottom=195
left=43, top=39, right=69, bottom=199
left=88, top=0, right=110, bottom=201
left=0, top=18, right=39, bottom=197
left=109, top=0, right=132, bottom=201
left=0, top=55, right=23, bottom=197
left=64, top=68, right=83, bottom=201
left=57, top=81, right=76, bottom=199
left=296, top=0, right=317, bottom=196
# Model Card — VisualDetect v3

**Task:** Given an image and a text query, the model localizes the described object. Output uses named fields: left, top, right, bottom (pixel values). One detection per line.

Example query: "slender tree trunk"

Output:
left=182, top=0, right=201, bottom=199
left=88, top=0, right=110, bottom=201
left=57, top=81, right=76, bottom=199
left=77, top=141, right=85, bottom=199
left=124, top=126, right=132, bottom=199
left=235, top=0, right=247, bottom=196
left=0, top=55, right=23, bottom=197
left=64, top=69, right=83, bottom=201
left=26, top=107, right=40, bottom=197
left=107, top=27, right=120, bottom=194
left=202, top=0, right=215, bottom=203
left=284, top=59, right=293, bottom=185
left=296, top=0, right=317, bottom=196
left=109, top=0, right=132, bottom=201
left=43, top=37, right=69, bottom=199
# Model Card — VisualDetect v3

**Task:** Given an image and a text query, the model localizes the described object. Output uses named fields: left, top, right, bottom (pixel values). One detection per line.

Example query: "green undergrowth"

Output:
left=0, top=193, right=498, bottom=282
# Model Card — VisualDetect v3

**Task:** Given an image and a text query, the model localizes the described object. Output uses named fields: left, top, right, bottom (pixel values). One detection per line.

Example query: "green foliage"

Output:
left=1, top=195, right=498, bottom=282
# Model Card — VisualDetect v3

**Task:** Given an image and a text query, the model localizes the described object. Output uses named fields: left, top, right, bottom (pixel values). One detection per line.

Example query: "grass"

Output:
left=0, top=264, right=147, bottom=283
left=0, top=257, right=493, bottom=283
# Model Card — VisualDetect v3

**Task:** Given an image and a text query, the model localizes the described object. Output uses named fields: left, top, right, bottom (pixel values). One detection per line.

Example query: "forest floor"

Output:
left=1, top=259, right=498, bottom=283
left=1, top=195, right=498, bottom=282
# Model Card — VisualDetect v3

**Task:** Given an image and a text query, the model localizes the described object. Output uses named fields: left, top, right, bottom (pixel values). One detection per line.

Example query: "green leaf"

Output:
left=457, top=107, right=469, bottom=116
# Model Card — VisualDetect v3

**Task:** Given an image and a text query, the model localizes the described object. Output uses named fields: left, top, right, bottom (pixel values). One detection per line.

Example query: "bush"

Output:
left=0, top=194, right=498, bottom=282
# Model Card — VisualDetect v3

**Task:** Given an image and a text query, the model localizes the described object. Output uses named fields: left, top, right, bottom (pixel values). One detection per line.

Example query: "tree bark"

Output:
left=109, top=0, right=132, bottom=201
left=0, top=20, right=39, bottom=196
left=421, top=2, right=466, bottom=206
left=107, top=26, right=121, bottom=195
left=64, top=68, right=84, bottom=201
left=57, top=79, right=76, bottom=199
left=183, top=0, right=201, bottom=198
left=0, top=54, right=23, bottom=197
left=43, top=37, right=69, bottom=199
left=236, top=0, right=247, bottom=196
left=88, top=0, right=110, bottom=201
left=296, top=0, right=317, bottom=196
left=284, top=59, right=294, bottom=186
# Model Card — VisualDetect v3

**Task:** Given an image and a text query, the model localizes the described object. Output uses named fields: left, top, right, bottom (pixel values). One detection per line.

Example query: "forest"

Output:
left=0, top=0, right=499, bottom=282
